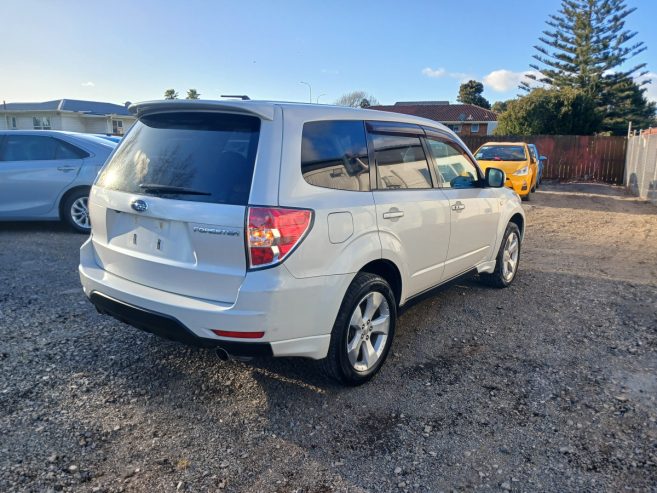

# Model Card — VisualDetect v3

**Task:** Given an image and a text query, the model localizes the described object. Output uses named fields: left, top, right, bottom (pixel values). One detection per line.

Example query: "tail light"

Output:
left=247, top=207, right=313, bottom=268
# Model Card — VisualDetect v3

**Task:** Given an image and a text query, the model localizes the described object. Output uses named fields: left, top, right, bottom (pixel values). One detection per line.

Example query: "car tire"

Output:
left=521, top=193, right=530, bottom=201
left=321, top=272, right=397, bottom=386
left=479, top=222, right=521, bottom=288
left=62, top=189, right=91, bottom=234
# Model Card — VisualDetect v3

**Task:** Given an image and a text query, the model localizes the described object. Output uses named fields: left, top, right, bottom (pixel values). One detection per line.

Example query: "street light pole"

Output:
left=316, top=93, right=327, bottom=104
left=300, top=81, right=312, bottom=103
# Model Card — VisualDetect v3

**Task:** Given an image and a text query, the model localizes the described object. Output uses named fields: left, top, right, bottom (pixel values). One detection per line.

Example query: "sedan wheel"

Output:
left=70, top=197, right=90, bottom=230
left=63, top=189, right=92, bottom=233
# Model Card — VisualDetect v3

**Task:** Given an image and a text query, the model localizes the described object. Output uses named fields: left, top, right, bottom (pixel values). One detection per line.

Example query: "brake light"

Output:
left=247, top=207, right=313, bottom=268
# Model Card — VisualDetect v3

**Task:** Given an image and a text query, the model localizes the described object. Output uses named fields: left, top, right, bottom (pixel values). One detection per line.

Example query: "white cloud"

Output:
left=421, top=67, right=473, bottom=82
left=81, top=81, right=95, bottom=87
left=637, top=72, right=657, bottom=102
left=483, top=69, right=544, bottom=92
left=422, top=67, right=447, bottom=78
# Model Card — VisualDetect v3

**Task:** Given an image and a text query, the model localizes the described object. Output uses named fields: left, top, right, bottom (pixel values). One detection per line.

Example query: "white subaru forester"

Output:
left=79, top=100, right=524, bottom=385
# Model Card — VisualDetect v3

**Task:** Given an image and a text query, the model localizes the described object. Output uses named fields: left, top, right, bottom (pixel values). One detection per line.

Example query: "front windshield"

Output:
left=475, top=145, right=527, bottom=161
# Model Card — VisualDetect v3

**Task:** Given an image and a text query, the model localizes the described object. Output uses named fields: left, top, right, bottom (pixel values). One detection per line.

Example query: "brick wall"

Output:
left=459, top=123, right=488, bottom=136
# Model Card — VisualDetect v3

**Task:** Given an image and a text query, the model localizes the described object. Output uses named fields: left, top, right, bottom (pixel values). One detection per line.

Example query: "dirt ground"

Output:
left=1, top=183, right=656, bottom=492
left=524, top=182, right=657, bottom=284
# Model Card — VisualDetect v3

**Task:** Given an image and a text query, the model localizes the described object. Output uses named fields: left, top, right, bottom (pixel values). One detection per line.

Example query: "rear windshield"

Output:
left=96, top=112, right=260, bottom=205
left=475, top=145, right=527, bottom=161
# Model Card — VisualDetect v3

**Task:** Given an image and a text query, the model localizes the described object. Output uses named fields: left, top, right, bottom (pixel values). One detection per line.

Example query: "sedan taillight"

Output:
left=247, top=207, right=313, bottom=268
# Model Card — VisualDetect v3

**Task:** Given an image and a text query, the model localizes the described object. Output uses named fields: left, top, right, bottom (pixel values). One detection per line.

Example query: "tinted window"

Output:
left=427, top=138, right=480, bottom=189
left=373, top=134, right=432, bottom=189
left=301, top=120, right=370, bottom=191
left=0, top=135, right=58, bottom=161
left=96, top=112, right=260, bottom=205
left=475, top=145, right=527, bottom=161
left=55, top=140, right=89, bottom=159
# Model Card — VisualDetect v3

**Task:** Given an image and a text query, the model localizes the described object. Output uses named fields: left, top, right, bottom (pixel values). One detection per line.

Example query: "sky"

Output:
left=1, top=0, right=656, bottom=106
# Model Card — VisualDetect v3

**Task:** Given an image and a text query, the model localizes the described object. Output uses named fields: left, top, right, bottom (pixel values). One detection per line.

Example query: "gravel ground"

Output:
left=1, top=183, right=656, bottom=492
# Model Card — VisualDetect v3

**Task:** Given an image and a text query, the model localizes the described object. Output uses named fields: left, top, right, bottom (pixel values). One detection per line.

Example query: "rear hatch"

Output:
left=89, top=111, right=261, bottom=303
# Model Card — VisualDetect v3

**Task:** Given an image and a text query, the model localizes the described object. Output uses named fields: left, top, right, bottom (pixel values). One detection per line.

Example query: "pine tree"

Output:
left=523, top=0, right=653, bottom=133
left=600, top=77, right=656, bottom=134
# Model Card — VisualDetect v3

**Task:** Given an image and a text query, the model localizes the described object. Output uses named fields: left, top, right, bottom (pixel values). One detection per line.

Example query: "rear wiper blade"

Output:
left=138, top=183, right=211, bottom=196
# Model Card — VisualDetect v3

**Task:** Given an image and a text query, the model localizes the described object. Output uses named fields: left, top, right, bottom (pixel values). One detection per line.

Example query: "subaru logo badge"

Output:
left=131, top=199, right=148, bottom=212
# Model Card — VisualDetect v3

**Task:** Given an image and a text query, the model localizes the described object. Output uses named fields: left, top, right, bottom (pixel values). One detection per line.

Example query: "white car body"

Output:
left=79, top=100, right=524, bottom=375
left=0, top=130, right=116, bottom=229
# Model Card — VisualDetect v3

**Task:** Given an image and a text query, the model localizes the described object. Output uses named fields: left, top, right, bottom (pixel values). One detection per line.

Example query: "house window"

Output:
left=470, top=123, right=480, bottom=133
left=6, top=116, right=17, bottom=129
left=449, top=125, right=462, bottom=133
left=112, top=120, right=124, bottom=135
left=33, top=116, right=51, bottom=130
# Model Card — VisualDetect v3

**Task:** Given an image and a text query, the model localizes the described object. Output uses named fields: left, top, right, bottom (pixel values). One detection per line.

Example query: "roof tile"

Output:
left=370, top=103, right=498, bottom=123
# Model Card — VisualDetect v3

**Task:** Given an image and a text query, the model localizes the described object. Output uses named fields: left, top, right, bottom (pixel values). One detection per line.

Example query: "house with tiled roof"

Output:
left=370, top=101, right=498, bottom=136
left=0, top=99, right=136, bottom=135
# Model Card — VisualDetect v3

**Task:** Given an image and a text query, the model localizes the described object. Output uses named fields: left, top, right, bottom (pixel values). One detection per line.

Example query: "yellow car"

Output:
left=474, top=142, right=538, bottom=200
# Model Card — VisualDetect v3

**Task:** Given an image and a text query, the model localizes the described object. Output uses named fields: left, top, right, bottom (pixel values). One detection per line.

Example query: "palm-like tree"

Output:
left=164, top=89, right=178, bottom=100
left=186, top=89, right=201, bottom=100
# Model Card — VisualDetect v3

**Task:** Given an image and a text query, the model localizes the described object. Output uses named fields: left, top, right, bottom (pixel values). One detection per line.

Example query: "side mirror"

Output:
left=485, top=167, right=505, bottom=188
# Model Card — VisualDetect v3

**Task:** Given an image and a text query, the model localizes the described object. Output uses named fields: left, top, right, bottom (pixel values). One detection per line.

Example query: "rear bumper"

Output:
left=90, top=291, right=273, bottom=357
left=79, top=238, right=352, bottom=359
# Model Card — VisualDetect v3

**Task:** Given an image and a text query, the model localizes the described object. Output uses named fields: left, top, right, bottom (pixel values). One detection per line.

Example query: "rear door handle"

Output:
left=57, top=166, right=78, bottom=172
left=383, top=209, right=404, bottom=219
left=451, top=201, right=466, bottom=212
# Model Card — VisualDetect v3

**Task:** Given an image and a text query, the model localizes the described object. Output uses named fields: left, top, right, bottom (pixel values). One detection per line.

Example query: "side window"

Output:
left=55, top=139, right=90, bottom=159
left=426, top=138, right=480, bottom=189
left=0, top=135, right=58, bottom=162
left=301, top=120, right=370, bottom=191
left=372, top=133, right=432, bottom=190
left=528, top=146, right=538, bottom=162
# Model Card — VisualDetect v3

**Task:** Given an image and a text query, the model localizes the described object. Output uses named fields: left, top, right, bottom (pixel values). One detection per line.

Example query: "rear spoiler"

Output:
left=129, top=100, right=276, bottom=121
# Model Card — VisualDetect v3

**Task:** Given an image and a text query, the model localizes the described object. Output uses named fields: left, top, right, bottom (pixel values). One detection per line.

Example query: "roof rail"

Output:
left=220, top=95, right=251, bottom=100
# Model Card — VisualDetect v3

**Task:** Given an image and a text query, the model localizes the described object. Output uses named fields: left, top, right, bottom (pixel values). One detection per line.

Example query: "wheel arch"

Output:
left=58, top=185, right=91, bottom=221
left=359, top=259, right=402, bottom=308
left=509, top=212, right=524, bottom=238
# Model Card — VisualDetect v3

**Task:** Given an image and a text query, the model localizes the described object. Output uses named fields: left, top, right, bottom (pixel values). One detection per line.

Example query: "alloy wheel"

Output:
left=346, top=291, right=390, bottom=372
left=70, top=197, right=90, bottom=230
left=502, top=231, right=519, bottom=282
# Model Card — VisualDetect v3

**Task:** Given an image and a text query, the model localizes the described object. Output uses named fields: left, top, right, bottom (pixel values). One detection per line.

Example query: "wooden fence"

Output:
left=460, top=135, right=627, bottom=184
